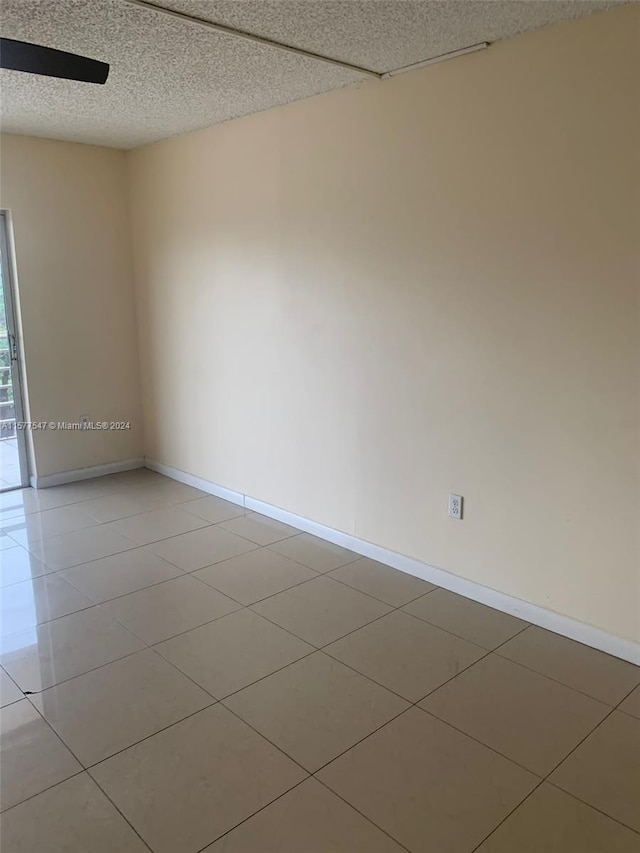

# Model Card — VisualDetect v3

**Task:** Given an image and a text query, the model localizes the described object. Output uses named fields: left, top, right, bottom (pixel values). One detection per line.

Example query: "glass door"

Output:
left=0, top=212, right=29, bottom=490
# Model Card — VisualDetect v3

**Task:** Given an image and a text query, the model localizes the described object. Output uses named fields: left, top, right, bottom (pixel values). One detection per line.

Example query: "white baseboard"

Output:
left=145, top=458, right=640, bottom=666
left=31, top=457, right=144, bottom=489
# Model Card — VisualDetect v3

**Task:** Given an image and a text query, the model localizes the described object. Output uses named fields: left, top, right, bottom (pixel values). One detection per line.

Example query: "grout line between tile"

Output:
left=415, top=705, right=545, bottom=780
left=84, top=774, right=156, bottom=852
left=20, top=696, right=85, bottom=770
left=323, top=569, right=439, bottom=608
left=2, top=644, right=148, bottom=697
left=472, top=678, right=640, bottom=849
left=4, top=475, right=638, bottom=851
left=3, top=692, right=149, bottom=851
left=216, top=702, right=313, bottom=778
left=468, top=778, right=547, bottom=853
left=543, top=681, right=639, bottom=779
left=612, top=681, right=640, bottom=713
left=1, top=562, right=242, bottom=645
left=544, top=780, right=640, bottom=837
left=312, top=775, right=415, bottom=853
left=1, top=508, right=268, bottom=592
left=2, top=490, right=247, bottom=563
left=616, top=706, right=640, bottom=721
left=80, top=699, right=219, bottom=773
left=201, top=698, right=418, bottom=852
left=8, top=523, right=210, bottom=569
left=263, top=542, right=362, bottom=575
left=188, top=777, right=311, bottom=853
left=19, top=657, right=219, bottom=774
left=492, top=646, right=640, bottom=706
left=409, top=625, right=619, bottom=779
left=2, top=576, right=321, bottom=697
left=56, top=561, right=189, bottom=603
left=1, top=532, right=518, bottom=705
left=0, top=766, right=88, bottom=816
left=249, top=596, right=393, bottom=656
left=317, top=607, right=510, bottom=706
left=7, top=670, right=320, bottom=853
left=191, top=561, right=324, bottom=607
left=175, top=646, right=319, bottom=704
left=93, top=573, right=246, bottom=646
left=399, top=602, right=530, bottom=651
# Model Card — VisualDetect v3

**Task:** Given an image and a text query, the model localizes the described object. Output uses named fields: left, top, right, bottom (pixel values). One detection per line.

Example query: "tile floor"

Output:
left=0, top=439, right=22, bottom=491
left=0, top=469, right=638, bottom=853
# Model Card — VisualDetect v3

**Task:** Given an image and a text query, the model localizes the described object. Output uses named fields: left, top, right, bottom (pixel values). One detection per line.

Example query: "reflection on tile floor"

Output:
left=0, top=438, right=22, bottom=491
left=0, top=470, right=638, bottom=852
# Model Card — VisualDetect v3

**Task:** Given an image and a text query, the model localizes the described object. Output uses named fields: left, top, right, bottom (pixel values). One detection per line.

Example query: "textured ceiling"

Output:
left=0, top=0, right=623, bottom=149
left=163, top=0, right=623, bottom=72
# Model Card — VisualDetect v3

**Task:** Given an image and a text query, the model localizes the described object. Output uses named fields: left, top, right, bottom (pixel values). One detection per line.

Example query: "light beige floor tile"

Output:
left=204, top=777, right=406, bottom=852
left=0, top=773, right=149, bottom=852
left=32, top=649, right=212, bottom=766
left=23, top=525, right=137, bottom=571
left=83, top=489, right=170, bottom=523
left=90, top=704, right=306, bottom=853
left=253, top=576, right=391, bottom=647
left=497, top=626, right=640, bottom=705
left=0, top=607, right=145, bottom=692
left=133, top=480, right=208, bottom=505
left=269, top=533, right=359, bottom=573
left=421, top=654, right=609, bottom=776
left=6, top=529, right=48, bottom=552
left=619, top=685, right=640, bottom=719
left=0, top=574, right=93, bottom=637
left=0, top=668, right=23, bottom=707
left=59, top=547, right=183, bottom=603
left=550, top=711, right=640, bottom=832
left=1, top=529, right=21, bottom=548
left=100, top=574, right=241, bottom=644
left=0, top=492, right=52, bottom=517
left=151, top=525, right=258, bottom=572
left=109, top=507, right=210, bottom=545
left=108, top=468, right=170, bottom=489
left=28, top=480, right=125, bottom=511
left=225, top=651, right=409, bottom=772
left=329, top=557, right=436, bottom=607
left=318, top=707, right=537, bottom=853
left=219, top=513, right=299, bottom=546
left=0, top=490, right=69, bottom=518
left=0, top=546, right=51, bottom=587
left=0, top=699, right=81, bottom=811
left=194, top=547, right=316, bottom=605
left=178, top=494, right=246, bottom=524
left=0, top=491, right=30, bottom=515
left=0, top=479, right=122, bottom=517
left=403, top=588, right=528, bottom=649
left=476, top=783, right=640, bottom=852
left=46, top=478, right=126, bottom=500
left=325, top=610, right=485, bottom=701
left=2, top=504, right=101, bottom=546
left=156, top=609, right=313, bottom=699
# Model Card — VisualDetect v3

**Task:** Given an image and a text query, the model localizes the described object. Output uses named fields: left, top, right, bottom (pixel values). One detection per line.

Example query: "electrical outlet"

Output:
left=80, top=415, right=90, bottom=430
left=448, top=494, right=463, bottom=520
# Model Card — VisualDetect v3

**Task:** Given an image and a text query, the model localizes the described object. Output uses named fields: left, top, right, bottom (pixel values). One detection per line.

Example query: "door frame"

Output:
left=0, top=211, right=30, bottom=490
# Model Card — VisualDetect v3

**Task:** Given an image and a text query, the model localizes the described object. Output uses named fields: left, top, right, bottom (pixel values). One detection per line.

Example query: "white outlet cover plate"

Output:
left=448, top=494, right=463, bottom=519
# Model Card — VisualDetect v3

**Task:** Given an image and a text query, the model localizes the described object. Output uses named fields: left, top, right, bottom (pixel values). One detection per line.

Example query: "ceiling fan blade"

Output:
left=0, top=38, right=109, bottom=84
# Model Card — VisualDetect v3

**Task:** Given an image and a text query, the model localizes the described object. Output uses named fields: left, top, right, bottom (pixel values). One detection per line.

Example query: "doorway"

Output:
left=0, top=212, right=29, bottom=490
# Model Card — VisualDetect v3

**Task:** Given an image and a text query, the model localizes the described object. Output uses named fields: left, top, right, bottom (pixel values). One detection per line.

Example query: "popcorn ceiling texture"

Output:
left=0, top=0, right=623, bottom=148
left=165, top=0, right=623, bottom=71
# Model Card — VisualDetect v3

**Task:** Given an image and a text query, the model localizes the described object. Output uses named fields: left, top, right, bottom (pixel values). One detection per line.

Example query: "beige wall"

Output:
left=128, top=5, right=639, bottom=642
left=0, top=134, right=143, bottom=477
